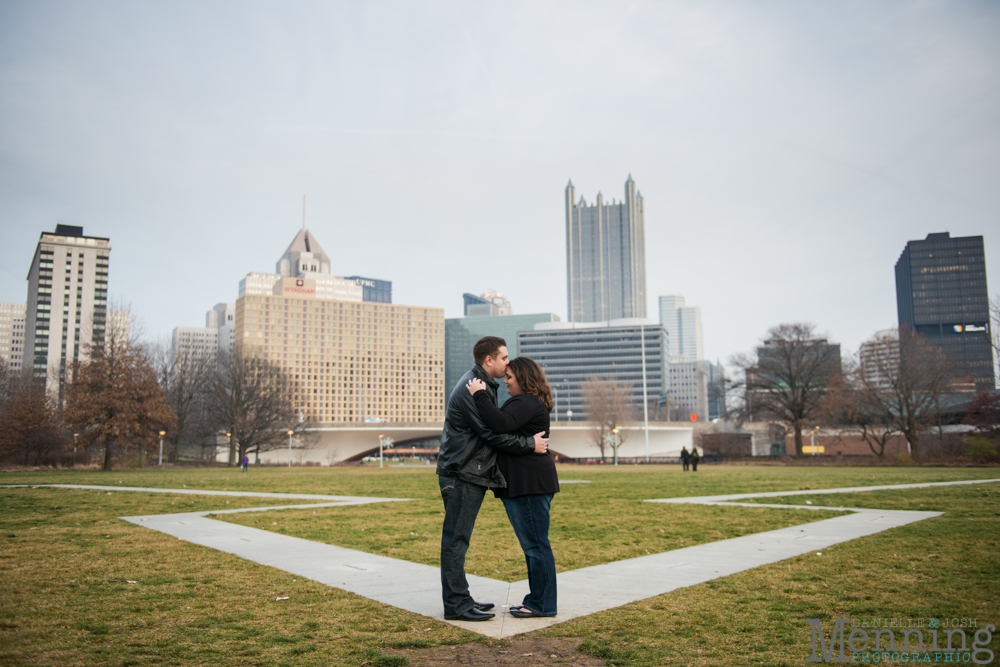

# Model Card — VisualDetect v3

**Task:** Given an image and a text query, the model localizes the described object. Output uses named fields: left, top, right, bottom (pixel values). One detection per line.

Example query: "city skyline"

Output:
left=1, top=3, right=998, bottom=369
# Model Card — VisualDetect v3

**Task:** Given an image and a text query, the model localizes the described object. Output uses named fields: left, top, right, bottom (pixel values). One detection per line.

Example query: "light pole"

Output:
left=73, top=433, right=78, bottom=467
left=158, top=430, right=166, bottom=466
left=811, top=426, right=820, bottom=457
left=639, top=325, right=650, bottom=463
left=566, top=410, right=573, bottom=422
left=612, top=427, right=620, bottom=466
left=379, top=434, right=384, bottom=468
left=287, top=430, right=294, bottom=468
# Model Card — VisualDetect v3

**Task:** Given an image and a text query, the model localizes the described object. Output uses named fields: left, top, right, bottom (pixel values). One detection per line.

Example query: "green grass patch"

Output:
left=1, top=465, right=997, bottom=666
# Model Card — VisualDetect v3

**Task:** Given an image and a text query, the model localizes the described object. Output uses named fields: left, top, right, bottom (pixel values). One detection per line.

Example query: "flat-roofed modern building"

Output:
left=24, top=224, right=111, bottom=403
left=236, top=277, right=444, bottom=424
left=445, top=312, right=560, bottom=403
left=0, top=302, right=27, bottom=371
left=895, top=232, right=993, bottom=390
left=517, top=319, right=667, bottom=421
left=565, top=176, right=647, bottom=322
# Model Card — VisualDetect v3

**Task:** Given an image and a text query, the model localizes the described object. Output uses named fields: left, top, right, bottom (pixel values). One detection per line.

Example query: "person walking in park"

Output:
left=680, top=446, right=690, bottom=471
left=691, top=447, right=700, bottom=472
left=437, top=336, right=549, bottom=622
left=241, top=455, right=249, bottom=472
left=466, top=356, right=559, bottom=618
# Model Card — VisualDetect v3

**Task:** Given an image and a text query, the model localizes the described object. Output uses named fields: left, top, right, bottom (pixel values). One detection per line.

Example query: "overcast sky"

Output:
left=1, top=1, right=998, bottom=368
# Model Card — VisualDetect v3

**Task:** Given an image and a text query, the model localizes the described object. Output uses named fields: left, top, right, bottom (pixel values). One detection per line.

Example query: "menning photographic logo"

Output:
left=806, top=618, right=995, bottom=664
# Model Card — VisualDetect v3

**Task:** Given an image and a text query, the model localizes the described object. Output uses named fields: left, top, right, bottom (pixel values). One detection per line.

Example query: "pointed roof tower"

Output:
left=276, top=229, right=331, bottom=276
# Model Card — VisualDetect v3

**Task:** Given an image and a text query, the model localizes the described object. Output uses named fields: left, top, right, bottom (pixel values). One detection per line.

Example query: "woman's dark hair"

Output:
left=507, top=357, right=553, bottom=412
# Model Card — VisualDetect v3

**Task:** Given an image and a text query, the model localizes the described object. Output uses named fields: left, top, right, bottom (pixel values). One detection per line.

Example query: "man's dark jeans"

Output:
left=502, top=493, right=557, bottom=616
left=439, top=475, right=487, bottom=617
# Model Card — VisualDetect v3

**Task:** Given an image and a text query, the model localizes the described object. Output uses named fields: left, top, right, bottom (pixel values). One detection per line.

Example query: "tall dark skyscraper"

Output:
left=565, top=176, right=647, bottom=322
left=895, top=232, right=993, bottom=391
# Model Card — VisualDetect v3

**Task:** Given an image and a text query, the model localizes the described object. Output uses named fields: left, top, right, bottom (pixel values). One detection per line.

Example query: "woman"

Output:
left=466, top=356, right=558, bottom=618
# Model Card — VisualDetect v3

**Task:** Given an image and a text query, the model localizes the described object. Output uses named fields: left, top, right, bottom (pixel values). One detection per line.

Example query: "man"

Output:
left=437, top=336, right=548, bottom=622
left=680, top=446, right=690, bottom=471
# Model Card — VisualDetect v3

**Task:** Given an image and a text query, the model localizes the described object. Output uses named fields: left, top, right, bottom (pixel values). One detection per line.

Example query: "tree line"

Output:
left=0, top=309, right=309, bottom=470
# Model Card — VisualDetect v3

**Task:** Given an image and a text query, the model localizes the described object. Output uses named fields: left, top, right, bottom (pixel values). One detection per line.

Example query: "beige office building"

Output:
left=0, top=302, right=27, bottom=371
left=235, top=276, right=445, bottom=424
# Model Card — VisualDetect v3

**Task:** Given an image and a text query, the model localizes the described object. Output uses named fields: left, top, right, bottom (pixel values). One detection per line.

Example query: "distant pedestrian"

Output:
left=691, top=448, right=699, bottom=472
left=680, top=446, right=690, bottom=471
left=241, top=455, right=249, bottom=472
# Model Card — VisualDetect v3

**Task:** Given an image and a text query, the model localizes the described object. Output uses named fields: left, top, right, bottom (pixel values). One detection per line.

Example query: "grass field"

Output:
left=1, top=464, right=998, bottom=666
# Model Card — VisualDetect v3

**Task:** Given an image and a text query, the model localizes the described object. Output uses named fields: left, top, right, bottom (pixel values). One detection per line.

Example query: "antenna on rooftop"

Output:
left=302, top=194, right=306, bottom=231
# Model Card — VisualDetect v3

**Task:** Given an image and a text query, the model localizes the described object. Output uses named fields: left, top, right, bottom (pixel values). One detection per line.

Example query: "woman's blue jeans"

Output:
left=502, top=493, right=557, bottom=616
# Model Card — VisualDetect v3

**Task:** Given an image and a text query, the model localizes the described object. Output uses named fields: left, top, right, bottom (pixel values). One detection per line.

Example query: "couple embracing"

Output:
left=436, top=336, right=559, bottom=622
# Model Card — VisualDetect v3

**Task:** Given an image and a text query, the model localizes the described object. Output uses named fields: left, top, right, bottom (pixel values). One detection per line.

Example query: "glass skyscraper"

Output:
left=565, top=176, right=647, bottom=322
left=895, top=232, right=993, bottom=391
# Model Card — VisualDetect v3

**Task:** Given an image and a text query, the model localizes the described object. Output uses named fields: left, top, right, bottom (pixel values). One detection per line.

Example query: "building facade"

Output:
left=517, top=319, right=667, bottom=421
left=445, top=312, right=560, bottom=403
left=0, top=302, right=26, bottom=371
left=565, top=176, right=647, bottom=322
left=463, top=290, right=512, bottom=317
left=235, top=278, right=444, bottom=424
left=24, top=225, right=111, bottom=402
left=659, top=295, right=703, bottom=361
left=663, top=359, right=724, bottom=422
left=346, top=277, right=392, bottom=304
left=859, top=328, right=901, bottom=393
left=895, top=232, right=994, bottom=391
left=172, top=303, right=235, bottom=365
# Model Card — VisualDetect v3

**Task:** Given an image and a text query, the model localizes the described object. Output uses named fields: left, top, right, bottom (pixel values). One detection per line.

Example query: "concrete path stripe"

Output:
left=2, top=484, right=410, bottom=504
left=646, top=478, right=1000, bottom=504
left=9, top=479, right=998, bottom=638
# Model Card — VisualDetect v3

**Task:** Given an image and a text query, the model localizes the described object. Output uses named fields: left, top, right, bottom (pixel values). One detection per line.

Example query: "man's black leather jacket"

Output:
left=436, top=365, right=534, bottom=488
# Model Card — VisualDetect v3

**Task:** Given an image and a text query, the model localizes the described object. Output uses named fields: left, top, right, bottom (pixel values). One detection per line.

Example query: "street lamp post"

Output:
left=379, top=434, right=384, bottom=468
left=612, top=427, right=620, bottom=466
left=73, top=433, right=78, bottom=467
left=639, top=325, right=650, bottom=464
left=287, top=430, right=294, bottom=468
left=158, top=430, right=166, bottom=466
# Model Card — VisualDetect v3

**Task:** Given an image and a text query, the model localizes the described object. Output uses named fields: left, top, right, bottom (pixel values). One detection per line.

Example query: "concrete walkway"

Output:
left=10, top=478, right=999, bottom=638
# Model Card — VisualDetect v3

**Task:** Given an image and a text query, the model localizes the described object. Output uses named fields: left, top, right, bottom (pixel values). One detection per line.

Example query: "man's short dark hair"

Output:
left=473, top=336, right=507, bottom=365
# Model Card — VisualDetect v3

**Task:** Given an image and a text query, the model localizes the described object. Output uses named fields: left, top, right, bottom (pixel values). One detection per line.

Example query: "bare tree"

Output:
left=0, top=367, right=65, bottom=466
left=151, top=342, right=215, bottom=462
left=581, top=377, right=633, bottom=461
left=852, top=327, right=954, bottom=460
left=824, top=358, right=899, bottom=459
left=63, top=307, right=175, bottom=470
left=731, top=323, right=841, bottom=457
left=213, top=348, right=305, bottom=465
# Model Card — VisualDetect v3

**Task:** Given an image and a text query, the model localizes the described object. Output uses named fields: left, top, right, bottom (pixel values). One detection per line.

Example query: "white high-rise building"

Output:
left=172, top=303, right=235, bottom=364
left=0, top=302, right=27, bottom=371
left=659, top=295, right=703, bottom=362
left=24, top=225, right=111, bottom=403
left=859, top=328, right=900, bottom=392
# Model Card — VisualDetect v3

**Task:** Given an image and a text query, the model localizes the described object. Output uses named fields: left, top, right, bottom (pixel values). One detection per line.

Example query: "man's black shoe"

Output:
left=472, top=600, right=494, bottom=611
left=444, top=608, right=495, bottom=622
